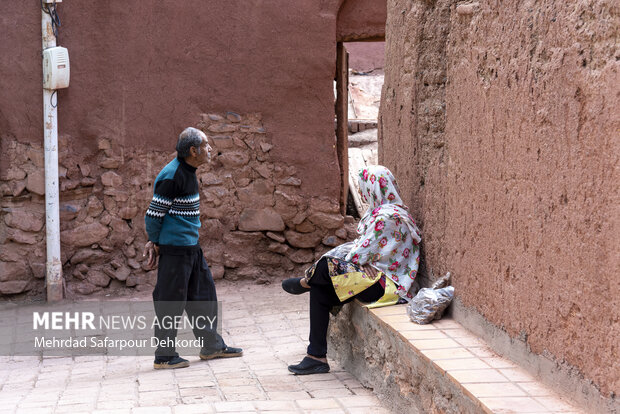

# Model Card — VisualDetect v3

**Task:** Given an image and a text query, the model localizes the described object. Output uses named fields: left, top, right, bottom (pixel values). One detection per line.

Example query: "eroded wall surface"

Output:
left=380, top=0, right=618, bottom=401
left=337, top=0, right=387, bottom=41
left=0, top=0, right=377, bottom=298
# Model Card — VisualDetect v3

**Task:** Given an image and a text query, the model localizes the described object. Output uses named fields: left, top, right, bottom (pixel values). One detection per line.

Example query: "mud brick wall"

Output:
left=0, top=112, right=356, bottom=298
left=380, top=0, right=618, bottom=401
left=0, top=0, right=387, bottom=299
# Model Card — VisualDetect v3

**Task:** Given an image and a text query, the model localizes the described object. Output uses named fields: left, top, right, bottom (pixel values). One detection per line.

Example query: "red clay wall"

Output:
left=0, top=1, right=383, bottom=297
left=337, top=0, right=387, bottom=41
left=380, top=0, right=618, bottom=400
left=1, top=1, right=342, bottom=197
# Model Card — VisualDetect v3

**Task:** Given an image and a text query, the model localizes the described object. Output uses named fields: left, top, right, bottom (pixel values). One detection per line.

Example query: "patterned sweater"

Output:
left=145, top=157, right=200, bottom=246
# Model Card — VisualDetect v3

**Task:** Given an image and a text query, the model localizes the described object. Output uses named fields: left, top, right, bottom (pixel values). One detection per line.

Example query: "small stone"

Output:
left=336, top=228, right=348, bottom=239
left=344, top=215, right=357, bottom=224
left=235, top=178, right=251, bottom=187
left=60, top=179, right=80, bottom=192
left=295, top=220, right=316, bottom=233
left=210, top=264, right=225, bottom=280
left=127, top=258, right=140, bottom=269
left=99, top=158, right=122, bottom=169
left=253, top=164, right=272, bottom=179
left=260, top=142, right=273, bottom=153
left=70, top=249, right=107, bottom=265
left=239, top=208, right=285, bottom=232
left=456, top=2, right=479, bottom=15
left=4, top=211, right=45, bottom=232
left=81, top=177, right=96, bottom=186
left=208, top=123, right=238, bottom=133
left=203, top=206, right=226, bottom=219
left=292, top=211, right=308, bottom=225
left=210, top=135, right=233, bottom=149
left=312, top=198, right=341, bottom=214
left=279, top=177, right=302, bottom=186
left=101, top=171, right=122, bottom=187
left=115, top=266, right=131, bottom=282
left=202, top=219, right=225, bottom=240
left=88, top=270, right=111, bottom=287
left=73, top=282, right=98, bottom=295
left=237, top=182, right=274, bottom=207
left=72, top=267, right=85, bottom=280
left=79, top=163, right=91, bottom=177
left=308, top=212, right=344, bottom=229
left=226, top=112, right=242, bottom=123
left=61, top=222, right=109, bottom=247
left=98, top=138, right=111, bottom=150
left=103, top=196, right=116, bottom=212
left=266, top=232, right=286, bottom=243
left=7, top=229, right=38, bottom=244
left=218, top=151, right=250, bottom=168
left=104, top=188, right=128, bottom=202
left=26, top=170, right=45, bottom=195
left=267, top=242, right=289, bottom=255
left=256, top=251, right=282, bottom=265
left=0, top=280, right=29, bottom=295
left=274, top=190, right=299, bottom=206
left=322, top=235, right=342, bottom=247
left=100, top=212, right=112, bottom=225
left=286, top=249, right=315, bottom=264
left=119, top=206, right=138, bottom=219
left=223, top=231, right=265, bottom=249
left=0, top=261, right=30, bottom=282
left=26, top=148, right=44, bottom=167
left=124, top=245, right=137, bottom=259
left=59, top=203, right=80, bottom=221
left=207, top=113, right=224, bottom=121
left=0, top=166, right=26, bottom=181
left=87, top=196, right=104, bottom=217
left=11, top=180, right=26, bottom=197
left=30, top=262, right=46, bottom=279
left=284, top=230, right=323, bottom=249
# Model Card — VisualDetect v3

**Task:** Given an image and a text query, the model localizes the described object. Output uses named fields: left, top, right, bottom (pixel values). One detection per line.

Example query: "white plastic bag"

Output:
left=407, top=273, right=454, bottom=324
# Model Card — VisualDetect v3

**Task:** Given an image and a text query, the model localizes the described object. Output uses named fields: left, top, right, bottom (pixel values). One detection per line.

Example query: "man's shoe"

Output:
left=199, top=346, right=243, bottom=360
left=282, top=277, right=311, bottom=295
left=288, top=356, right=330, bottom=375
left=153, top=356, right=190, bottom=370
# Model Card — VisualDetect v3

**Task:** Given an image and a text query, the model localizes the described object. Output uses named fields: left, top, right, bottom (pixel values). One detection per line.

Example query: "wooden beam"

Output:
left=335, top=42, right=349, bottom=215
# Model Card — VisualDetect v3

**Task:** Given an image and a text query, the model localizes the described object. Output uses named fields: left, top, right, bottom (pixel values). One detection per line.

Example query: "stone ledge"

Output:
left=328, top=302, right=585, bottom=414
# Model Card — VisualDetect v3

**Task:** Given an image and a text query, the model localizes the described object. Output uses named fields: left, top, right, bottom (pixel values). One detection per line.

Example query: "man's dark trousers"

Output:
left=152, top=244, right=225, bottom=360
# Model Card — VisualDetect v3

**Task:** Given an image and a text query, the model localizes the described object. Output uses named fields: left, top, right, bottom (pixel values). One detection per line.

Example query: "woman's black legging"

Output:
left=307, top=258, right=385, bottom=358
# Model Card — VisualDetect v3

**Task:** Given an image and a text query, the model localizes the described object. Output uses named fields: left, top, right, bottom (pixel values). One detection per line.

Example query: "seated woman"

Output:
left=282, top=165, right=422, bottom=375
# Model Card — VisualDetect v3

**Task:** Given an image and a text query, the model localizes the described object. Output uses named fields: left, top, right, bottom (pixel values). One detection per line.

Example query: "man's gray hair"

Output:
left=176, top=127, right=204, bottom=157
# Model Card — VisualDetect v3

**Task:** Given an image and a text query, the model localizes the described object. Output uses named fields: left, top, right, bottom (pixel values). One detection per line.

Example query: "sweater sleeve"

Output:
left=145, top=178, right=177, bottom=244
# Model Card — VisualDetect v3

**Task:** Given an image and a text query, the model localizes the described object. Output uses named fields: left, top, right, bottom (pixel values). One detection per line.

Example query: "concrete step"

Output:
left=328, top=302, right=585, bottom=414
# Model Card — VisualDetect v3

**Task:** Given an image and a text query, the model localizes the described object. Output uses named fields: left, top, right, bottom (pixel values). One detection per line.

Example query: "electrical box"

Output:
left=43, top=47, right=70, bottom=90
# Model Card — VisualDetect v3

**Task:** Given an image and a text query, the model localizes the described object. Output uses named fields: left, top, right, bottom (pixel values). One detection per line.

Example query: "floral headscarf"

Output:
left=345, top=165, right=422, bottom=299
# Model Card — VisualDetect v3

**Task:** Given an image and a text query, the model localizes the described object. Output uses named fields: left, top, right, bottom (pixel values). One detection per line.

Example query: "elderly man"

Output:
left=144, top=127, right=242, bottom=369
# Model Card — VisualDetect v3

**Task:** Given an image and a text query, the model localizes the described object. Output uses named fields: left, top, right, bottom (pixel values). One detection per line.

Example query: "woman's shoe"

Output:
left=288, top=356, right=330, bottom=375
left=282, top=277, right=311, bottom=295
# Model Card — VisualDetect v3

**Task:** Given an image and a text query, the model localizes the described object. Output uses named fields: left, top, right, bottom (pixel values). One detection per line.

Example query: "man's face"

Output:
left=196, top=135, right=212, bottom=165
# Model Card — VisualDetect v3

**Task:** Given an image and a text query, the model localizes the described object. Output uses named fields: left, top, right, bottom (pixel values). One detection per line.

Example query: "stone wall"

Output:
left=0, top=113, right=357, bottom=298
left=380, top=0, right=618, bottom=403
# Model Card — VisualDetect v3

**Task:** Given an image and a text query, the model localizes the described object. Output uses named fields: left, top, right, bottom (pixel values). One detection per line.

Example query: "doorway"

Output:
left=335, top=41, right=385, bottom=217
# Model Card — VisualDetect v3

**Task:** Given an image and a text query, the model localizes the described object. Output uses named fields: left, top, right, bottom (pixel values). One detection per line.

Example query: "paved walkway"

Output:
left=0, top=282, right=392, bottom=414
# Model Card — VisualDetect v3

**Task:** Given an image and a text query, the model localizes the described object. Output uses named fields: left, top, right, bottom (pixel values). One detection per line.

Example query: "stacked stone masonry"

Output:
left=0, top=112, right=357, bottom=298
